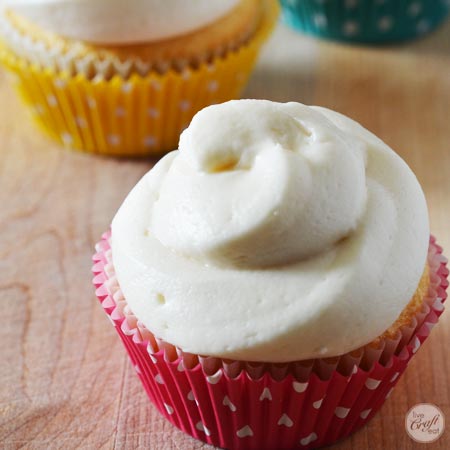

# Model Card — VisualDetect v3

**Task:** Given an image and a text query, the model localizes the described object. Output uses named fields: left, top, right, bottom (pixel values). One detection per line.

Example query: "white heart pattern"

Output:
left=107, top=315, right=116, bottom=326
left=412, top=336, right=421, bottom=354
left=164, top=403, right=174, bottom=415
left=300, top=432, right=318, bottom=446
left=365, top=378, right=381, bottom=390
left=385, top=387, right=394, bottom=399
left=206, top=370, right=223, bottom=385
left=177, top=361, right=185, bottom=372
left=196, top=422, right=211, bottom=436
left=390, top=372, right=400, bottom=382
left=334, top=407, right=350, bottom=419
left=278, top=413, right=293, bottom=427
left=433, top=298, right=444, bottom=311
left=223, top=396, right=237, bottom=412
left=360, top=409, right=372, bottom=419
left=149, top=354, right=157, bottom=364
left=293, top=381, right=308, bottom=393
left=259, top=387, right=272, bottom=401
left=236, top=425, right=253, bottom=438
left=134, top=364, right=141, bottom=374
left=155, top=374, right=164, bottom=385
left=312, top=399, right=323, bottom=409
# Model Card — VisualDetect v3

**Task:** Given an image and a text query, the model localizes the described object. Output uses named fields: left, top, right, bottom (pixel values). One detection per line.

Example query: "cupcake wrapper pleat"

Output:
left=0, top=51, right=254, bottom=157
left=0, top=0, right=279, bottom=156
left=92, top=232, right=448, bottom=449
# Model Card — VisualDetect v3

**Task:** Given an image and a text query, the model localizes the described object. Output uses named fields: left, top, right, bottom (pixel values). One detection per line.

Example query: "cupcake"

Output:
left=0, top=0, right=279, bottom=156
left=93, top=100, right=447, bottom=449
left=280, top=0, right=450, bottom=43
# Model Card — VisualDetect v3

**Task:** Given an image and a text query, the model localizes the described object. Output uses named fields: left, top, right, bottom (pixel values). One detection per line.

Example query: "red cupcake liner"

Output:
left=93, top=232, right=447, bottom=449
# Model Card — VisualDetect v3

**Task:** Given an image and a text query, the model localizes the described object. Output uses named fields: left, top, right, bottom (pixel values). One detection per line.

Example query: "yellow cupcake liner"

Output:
left=0, top=0, right=279, bottom=157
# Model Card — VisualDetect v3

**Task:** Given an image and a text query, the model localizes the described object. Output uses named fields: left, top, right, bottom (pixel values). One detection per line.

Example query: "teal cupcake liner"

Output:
left=280, top=0, right=450, bottom=43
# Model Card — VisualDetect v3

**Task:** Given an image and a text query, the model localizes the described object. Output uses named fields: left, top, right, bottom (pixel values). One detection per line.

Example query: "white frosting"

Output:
left=111, top=100, right=429, bottom=362
left=1, top=0, right=240, bottom=44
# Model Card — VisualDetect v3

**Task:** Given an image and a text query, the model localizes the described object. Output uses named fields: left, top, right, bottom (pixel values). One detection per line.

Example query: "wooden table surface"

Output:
left=1, top=19, right=449, bottom=450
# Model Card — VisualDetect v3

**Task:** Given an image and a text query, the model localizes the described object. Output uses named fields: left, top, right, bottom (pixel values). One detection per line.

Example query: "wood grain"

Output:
left=1, top=19, right=449, bottom=450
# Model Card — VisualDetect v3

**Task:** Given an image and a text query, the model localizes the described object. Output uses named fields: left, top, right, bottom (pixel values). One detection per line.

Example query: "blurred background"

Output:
left=0, top=2, right=449, bottom=449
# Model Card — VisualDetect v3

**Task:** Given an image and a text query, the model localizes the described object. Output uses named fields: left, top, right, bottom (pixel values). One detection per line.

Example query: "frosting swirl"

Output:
left=153, top=101, right=367, bottom=268
left=111, top=100, right=429, bottom=362
left=1, top=0, right=240, bottom=44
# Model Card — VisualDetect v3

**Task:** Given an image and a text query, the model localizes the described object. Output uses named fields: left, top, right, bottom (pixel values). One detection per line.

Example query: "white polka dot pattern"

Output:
left=121, top=82, right=133, bottom=93
left=417, top=19, right=431, bottom=33
left=33, top=104, right=44, bottom=115
left=281, top=0, right=450, bottom=43
left=408, top=2, right=422, bottom=16
left=60, top=132, right=73, bottom=145
left=345, top=0, right=358, bottom=8
left=87, top=98, right=97, bottom=109
left=179, top=100, right=191, bottom=111
left=378, top=16, right=394, bottom=32
left=207, top=80, right=219, bottom=92
left=143, top=136, right=157, bottom=148
left=115, top=107, right=126, bottom=117
left=343, top=21, right=359, bottom=36
left=313, top=13, right=328, bottom=28
left=47, top=95, right=57, bottom=107
left=107, top=135, right=121, bottom=146
left=54, top=79, right=67, bottom=89
left=147, top=107, right=159, bottom=118
left=75, top=117, right=87, bottom=128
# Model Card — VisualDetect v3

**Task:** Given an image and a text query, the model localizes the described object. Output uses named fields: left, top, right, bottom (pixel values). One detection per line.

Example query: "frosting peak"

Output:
left=111, top=100, right=429, bottom=362
left=153, top=101, right=367, bottom=268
